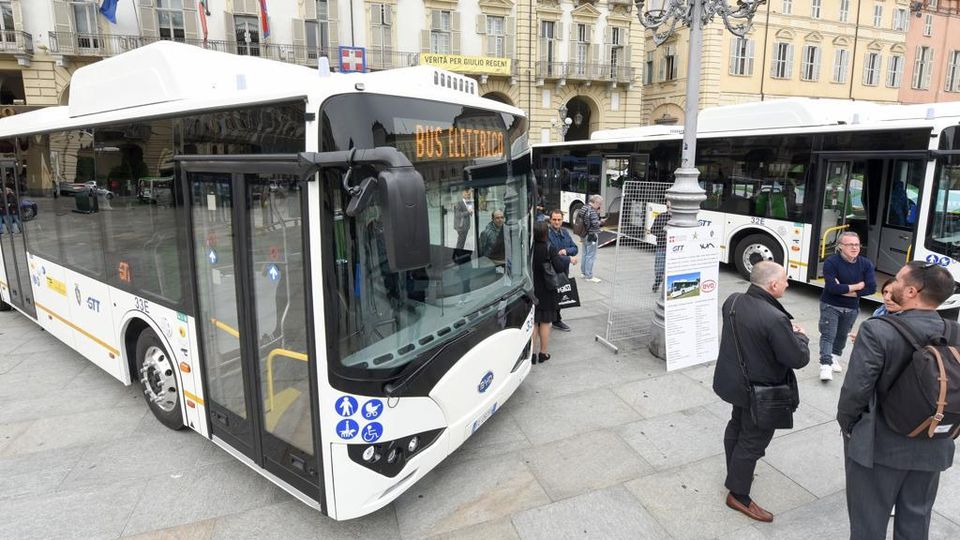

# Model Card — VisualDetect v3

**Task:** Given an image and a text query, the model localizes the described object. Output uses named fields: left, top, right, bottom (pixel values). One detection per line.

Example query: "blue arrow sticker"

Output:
left=336, top=419, right=359, bottom=440
left=266, top=263, right=281, bottom=281
left=361, top=399, right=383, bottom=420
left=361, top=422, right=383, bottom=443
left=335, top=395, right=358, bottom=417
left=207, top=249, right=218, bottom=264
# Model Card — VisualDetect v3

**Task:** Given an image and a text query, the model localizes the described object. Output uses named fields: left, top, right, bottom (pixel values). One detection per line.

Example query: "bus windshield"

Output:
left=319, top=94, right=530, bottom=374
left=927, top=126, right=960, bottom=260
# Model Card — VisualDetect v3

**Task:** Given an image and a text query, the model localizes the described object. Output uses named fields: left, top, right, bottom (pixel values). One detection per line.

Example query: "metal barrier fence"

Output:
left=596, top=180, right=672, bottom=353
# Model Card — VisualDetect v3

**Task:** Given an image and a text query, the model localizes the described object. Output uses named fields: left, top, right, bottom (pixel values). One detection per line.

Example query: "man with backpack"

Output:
left=838, top=261, right=957, bottom=539
left=576, top=195, right=606, bottom=283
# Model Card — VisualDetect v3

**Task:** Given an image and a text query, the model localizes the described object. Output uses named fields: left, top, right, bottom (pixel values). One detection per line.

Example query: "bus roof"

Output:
left=587, top=98, right=960, bottom=142
left=0, top=41, right=523, bottom=138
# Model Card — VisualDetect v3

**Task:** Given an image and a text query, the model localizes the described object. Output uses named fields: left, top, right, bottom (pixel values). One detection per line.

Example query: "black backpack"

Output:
left=875, top=316, right=960, bottom=439
left=572, top=206, right=588, bottom=237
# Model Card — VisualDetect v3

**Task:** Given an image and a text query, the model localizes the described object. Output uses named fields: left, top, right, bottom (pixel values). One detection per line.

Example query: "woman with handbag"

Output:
left=532, top=221, right=564, bottom=364
left=712, top=261, right=810, bottom=523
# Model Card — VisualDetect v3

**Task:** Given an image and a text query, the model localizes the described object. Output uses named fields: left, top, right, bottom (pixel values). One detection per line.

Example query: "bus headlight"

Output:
left=347, top=427, right=443, bottom=477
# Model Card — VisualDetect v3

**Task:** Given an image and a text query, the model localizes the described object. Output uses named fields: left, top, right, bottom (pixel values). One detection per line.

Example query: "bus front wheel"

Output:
left=734, top=234, right=783, bottom=279
left=135, top=328, right=185, bottom=430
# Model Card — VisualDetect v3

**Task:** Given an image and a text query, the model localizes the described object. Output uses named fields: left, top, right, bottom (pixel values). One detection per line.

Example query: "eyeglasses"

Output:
left=840, top=243, right=861, bottom=248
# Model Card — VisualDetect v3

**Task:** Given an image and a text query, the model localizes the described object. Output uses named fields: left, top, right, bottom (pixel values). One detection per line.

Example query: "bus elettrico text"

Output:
left=533, top=99, right=960, bottom=312
left=0, top=42, right=535, bottom=519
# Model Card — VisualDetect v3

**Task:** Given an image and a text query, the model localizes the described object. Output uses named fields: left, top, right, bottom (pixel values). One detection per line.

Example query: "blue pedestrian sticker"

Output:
left=207, top=249, right=218, bottom=264
left=336, top=419, right=359, bottom=440
left=362, top=422, right=383, bottom=443
left=336, top=396, right=358, bottom=417
left=362, top=399, right=383, bottom=420
left=266, top=263, right=281, bottom=281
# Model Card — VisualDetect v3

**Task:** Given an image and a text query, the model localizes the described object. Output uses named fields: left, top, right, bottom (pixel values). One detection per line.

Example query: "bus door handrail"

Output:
left=267, top=348, right=308, bottom=411
left=820, top=224, right=850, bottom=259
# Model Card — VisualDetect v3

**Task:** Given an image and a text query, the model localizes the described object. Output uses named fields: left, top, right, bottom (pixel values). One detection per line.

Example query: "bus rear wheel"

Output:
left=734, top=233, right=783, bottom=279
left=136, top=328, right=185, bottom=430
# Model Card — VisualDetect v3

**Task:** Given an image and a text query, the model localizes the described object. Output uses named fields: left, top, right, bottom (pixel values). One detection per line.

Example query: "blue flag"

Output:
left=100, top=0, right=118, bottom=24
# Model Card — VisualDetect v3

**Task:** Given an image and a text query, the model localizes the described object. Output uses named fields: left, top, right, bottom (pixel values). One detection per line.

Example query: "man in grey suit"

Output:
left=838, top=261, right=957, bottom=539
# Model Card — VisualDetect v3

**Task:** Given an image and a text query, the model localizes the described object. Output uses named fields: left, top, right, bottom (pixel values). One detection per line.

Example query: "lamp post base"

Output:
left=648, top=296, right=667, bottom=359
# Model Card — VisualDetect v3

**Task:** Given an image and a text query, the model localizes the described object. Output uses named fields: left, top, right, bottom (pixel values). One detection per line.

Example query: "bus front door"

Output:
left=0, top=160, right=36, bottom=318
left=182, top=158, right=324, bottom=507
left=818, top=160, right=869, bottom=277
left=875, top=159, right=924, bottom=276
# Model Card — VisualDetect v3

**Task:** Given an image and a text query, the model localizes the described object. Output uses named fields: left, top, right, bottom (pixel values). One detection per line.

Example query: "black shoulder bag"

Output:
left=729, top=294, right=799, bottom=430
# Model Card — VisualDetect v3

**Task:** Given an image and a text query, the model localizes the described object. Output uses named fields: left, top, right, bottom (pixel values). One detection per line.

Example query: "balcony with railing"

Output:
left=536, top=60, right=635, bottom=85
left=0, top=30, right=33, bottom=65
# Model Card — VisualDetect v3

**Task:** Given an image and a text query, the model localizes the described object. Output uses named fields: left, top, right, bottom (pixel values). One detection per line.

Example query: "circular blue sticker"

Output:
left=335, top=396, right=358, bottom=417
left=361, top=422, right=383, bottom=443
left=362, top=399, right=383, bottom=420
left=336, top=419, right=359, bottom=440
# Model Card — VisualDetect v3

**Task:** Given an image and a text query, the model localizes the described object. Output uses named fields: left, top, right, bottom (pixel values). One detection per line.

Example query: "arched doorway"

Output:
left=482, top=92, right=514, bottom=106
left=560, top=97, right=593, bottom=141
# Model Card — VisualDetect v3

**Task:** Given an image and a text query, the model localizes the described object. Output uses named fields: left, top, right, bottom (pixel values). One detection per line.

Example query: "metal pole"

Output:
left=648, top=1, right=707, bottom=359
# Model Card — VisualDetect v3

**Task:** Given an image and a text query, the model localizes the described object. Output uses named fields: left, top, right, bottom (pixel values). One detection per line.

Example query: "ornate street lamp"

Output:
left=558, top=104, right=573, bottom=138
left=634, top=0, right=766, bottom=358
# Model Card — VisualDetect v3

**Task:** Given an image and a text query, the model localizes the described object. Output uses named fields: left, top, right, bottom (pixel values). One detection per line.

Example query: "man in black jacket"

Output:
left=838, top=261, right=956, bottom=539
left=713, top=261, right=810, bottom=522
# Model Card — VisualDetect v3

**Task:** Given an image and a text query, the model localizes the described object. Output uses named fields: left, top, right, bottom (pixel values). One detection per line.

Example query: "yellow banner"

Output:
left=420, top=54, right=512, bottom=76
left=46, top=276, right=66, bottom=296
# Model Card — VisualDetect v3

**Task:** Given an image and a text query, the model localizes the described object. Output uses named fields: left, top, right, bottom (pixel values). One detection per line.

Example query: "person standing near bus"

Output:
left=650, top=201, right=671, bottom=292
left=818, top=231, right=876, bottom=381
left=454, top=188, right=473, bottom=250
left=532, top=221, right=563, bottom=364
left=580, top=195, right=606, bottom=283
left=547, top=209, right=577, bottom=332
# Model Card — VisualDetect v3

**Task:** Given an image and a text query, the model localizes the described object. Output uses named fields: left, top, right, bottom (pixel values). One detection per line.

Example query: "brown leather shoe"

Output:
left=725, top=493, right=774, bottom=522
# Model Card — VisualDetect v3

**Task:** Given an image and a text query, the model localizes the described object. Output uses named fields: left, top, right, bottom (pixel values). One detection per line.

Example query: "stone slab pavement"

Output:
left=2, top=243, right=959, bottom=539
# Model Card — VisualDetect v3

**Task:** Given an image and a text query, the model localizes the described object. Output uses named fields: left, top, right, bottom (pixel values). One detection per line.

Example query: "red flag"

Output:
left=259, top=0, right=270, bottom=38
left=198, top=1, right=209, bottom=45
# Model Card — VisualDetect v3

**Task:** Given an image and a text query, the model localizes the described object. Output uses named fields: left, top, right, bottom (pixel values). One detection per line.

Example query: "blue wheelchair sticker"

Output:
left=362, top=399, right=383, bottom=420
left=336, top=396, right=358, bottom=417
left=361, top=422, right=383, bottom=442
left=336, top=419, right=359, bottom=440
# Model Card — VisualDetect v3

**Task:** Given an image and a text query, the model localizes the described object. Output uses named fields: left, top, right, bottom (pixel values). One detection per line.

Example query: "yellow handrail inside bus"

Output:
left=820, top=224, right=850, bottom=259
left=267, top=348, right=308, bottom=411
left=211, top=318, right=240, bottom=338
left=906, top=243, right=913, bottom=264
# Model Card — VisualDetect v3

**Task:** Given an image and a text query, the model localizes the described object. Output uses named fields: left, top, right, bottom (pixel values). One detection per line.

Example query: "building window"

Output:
left=863, top=52, right=881, bottom=86
left=832, top=49, right=849, bottom=83
left=800, top=45, right=820, bottom=81
left=71, top=1, right=99, bottom=48
left=729, top=37, right=754, bottom=76
left=610, top=26, right=624, bottom=79
left=913, top=46, right=933, bottom=89
left=0, top=0, right=15, bottom=44
left=644, top=51, right=654, bottom=85
left=924, top=14, right=933, bottom=37
left=782, top=0, right=792, bottom=15
left=661, top=45, right=677, bottom=81
left=157, top=0, right=185, bottom=42
left=811, top=0, right=821, bottom=19
left=771, top=42, right=793, bottom=79
left=886, top=54, right=903, bottom=88
left=540, top=20, right=556, bottom=76
left=487, top=15, right=505, bottom=57
left=892, top=8, right=908, bottom=31
left=431, top=10, right=452, bottom=54
left=234, top=15, right=260, bottom=56
left=873, top=3, right=882, bottom=27
left=840, top=0, right=850, bottom=22
left=947, top=51, right=960, bottom=92
left=367, top=2, right=389, bottom=66
left=316, top=1, right=330, bottom=58
left=930, top=0, right=938, bottom=8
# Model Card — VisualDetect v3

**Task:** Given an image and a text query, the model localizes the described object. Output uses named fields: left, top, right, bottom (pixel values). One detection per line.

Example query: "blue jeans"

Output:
left=818, top=302, right=859, bottom=365
left=653, top=248, right=666, bottom=287
left=0, top=214, right=20, bottom=234
left=582, top=235, right=598, bottom=278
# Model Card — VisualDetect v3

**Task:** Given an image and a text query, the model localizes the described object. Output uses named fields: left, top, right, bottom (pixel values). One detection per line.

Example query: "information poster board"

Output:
left=663, top=216, right=721, bottom=371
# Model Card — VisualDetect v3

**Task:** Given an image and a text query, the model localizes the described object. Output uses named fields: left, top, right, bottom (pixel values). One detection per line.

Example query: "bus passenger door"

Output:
left=818, top=160, right=868, bottom=277
left=0, top=160, right=36, bottom=318
left=181, top=157, right=324, bottom=506
left=876, top=159, right=923, bottom=275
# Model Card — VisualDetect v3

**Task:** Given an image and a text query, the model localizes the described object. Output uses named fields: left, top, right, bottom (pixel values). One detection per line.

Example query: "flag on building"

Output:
left=99, top=0, right=118, bottom=24
left=259, top=0, right=270, bottom=39
left=198, top=1, right=210, bottom=44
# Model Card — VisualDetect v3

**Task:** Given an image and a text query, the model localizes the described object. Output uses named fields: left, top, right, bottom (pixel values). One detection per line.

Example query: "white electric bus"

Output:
left=534, top=99, right=960, bottom=313
left=0, top=42, right=534, bottom=519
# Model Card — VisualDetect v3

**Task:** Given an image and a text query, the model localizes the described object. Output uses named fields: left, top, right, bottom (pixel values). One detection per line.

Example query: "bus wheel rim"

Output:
left=742, top=243, right=774, bottom=271
left=140, top=345, right=178, bottom=413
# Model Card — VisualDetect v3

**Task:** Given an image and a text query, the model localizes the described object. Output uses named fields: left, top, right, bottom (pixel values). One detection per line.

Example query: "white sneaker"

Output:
left=587, top=277, right=602, bottom=283
left=832, top=354, right=843, bottom=373
left=820, top=364, right=834, bottom=381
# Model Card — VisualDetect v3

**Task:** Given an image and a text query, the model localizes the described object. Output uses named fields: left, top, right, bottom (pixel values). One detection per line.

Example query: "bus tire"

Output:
left=734, top=233, right=783, bottom=279
left=569, top=201, right=583, bottom=225
left=135, top=328, right=185, bottom=430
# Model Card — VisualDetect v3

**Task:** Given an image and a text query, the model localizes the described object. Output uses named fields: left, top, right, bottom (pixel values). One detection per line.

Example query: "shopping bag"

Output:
left=556, top=277, right=581, bottom=309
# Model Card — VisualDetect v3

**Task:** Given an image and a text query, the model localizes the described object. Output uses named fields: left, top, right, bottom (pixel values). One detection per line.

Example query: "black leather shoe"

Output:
left=538, top=353, right=551, bottom=364
left=552, top=321, right=571, bottom=332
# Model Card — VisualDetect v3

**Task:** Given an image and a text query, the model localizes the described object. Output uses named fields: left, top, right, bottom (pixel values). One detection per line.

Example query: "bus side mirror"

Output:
left=378, top=167, right=430, bottom=272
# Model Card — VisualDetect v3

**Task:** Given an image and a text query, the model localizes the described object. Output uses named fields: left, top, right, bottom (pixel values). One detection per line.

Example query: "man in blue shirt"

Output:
left=818, top=231, right=876, bottom=381
left=548, top=209, right=578, bottom=332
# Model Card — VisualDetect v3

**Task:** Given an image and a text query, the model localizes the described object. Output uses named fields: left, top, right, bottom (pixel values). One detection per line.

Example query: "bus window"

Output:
left=48, top=130, right=105, bottom=277
left=927, top=126, right=960, bottom=260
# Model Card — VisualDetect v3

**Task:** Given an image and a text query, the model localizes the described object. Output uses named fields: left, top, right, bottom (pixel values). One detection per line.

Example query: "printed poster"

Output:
left=664, top=215, right=720, bottom=371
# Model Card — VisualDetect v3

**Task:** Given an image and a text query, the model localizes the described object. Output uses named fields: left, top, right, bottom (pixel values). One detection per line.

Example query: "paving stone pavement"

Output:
left=2, top=244, right=960, bottom=539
